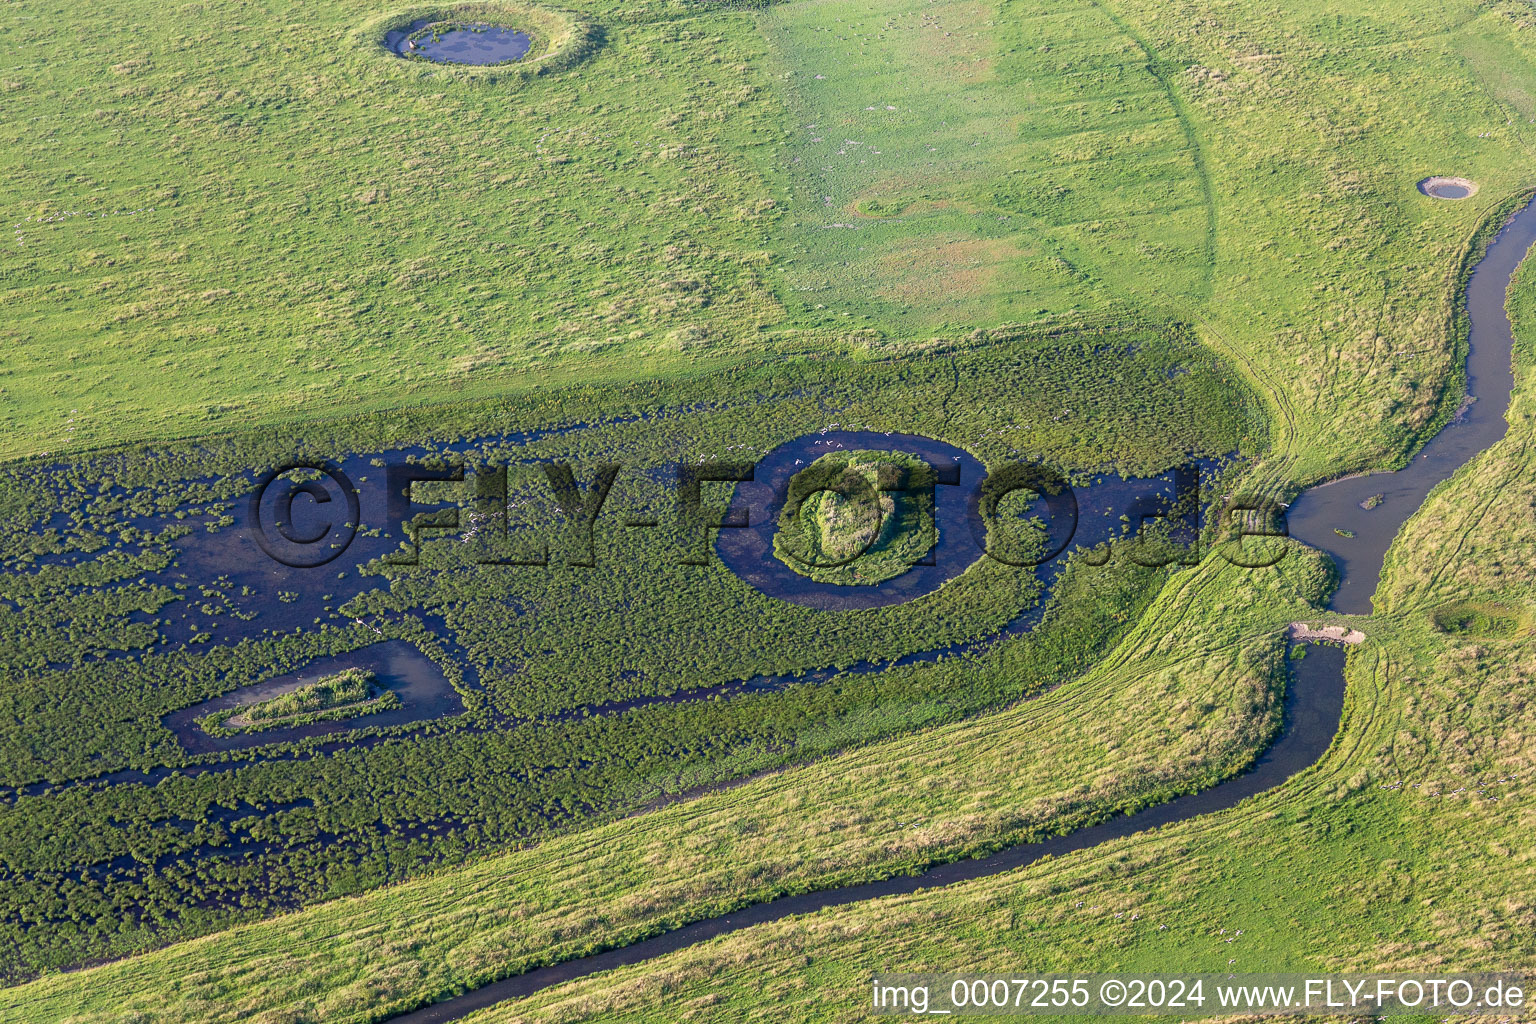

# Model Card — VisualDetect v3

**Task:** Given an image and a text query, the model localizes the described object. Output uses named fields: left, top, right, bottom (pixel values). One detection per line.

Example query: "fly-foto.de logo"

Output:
left=248, top=451, right=1288, bottom=574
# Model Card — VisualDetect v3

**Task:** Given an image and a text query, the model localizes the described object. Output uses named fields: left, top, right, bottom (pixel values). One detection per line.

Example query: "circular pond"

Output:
left=1418, top=176, right=1478, bottom=200
left=386, top=19, right=531, bottom=64
left=715, top=432, right=987, bottom=611
left=714, top=429, right=1214, bottom=611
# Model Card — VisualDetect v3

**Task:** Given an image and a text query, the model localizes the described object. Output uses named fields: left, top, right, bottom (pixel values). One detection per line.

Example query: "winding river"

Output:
left=1287, top=197, right=1536, bottom=614
left=379, top=197, right=1536, bottom=1024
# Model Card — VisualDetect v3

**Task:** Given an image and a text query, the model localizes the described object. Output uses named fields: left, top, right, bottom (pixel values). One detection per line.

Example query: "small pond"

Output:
left=385, top=20, right=531, bottom=65
left=1418, top=176, right=1477, bottom=200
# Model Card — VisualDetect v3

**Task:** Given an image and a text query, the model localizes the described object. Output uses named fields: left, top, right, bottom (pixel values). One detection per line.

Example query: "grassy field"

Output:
left=758, top=0, right=1211, bottom=330
left=0, top=0, right=790, bottom=457
left=2, top=0, right=1535, bottom=480
left=6, top=0, right=1536, bottom=1018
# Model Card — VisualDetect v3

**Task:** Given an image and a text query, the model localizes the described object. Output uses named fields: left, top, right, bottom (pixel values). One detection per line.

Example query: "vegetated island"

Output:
left=198, top=668, right=400, bottom=736
left=773, top=450, right=937, bottom=585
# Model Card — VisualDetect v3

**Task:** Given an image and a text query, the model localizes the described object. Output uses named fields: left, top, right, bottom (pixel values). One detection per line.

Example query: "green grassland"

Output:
left=5, top=0, right=1536, bottom=1018
left=759, top=0, right=1212, bottom=329
left=2, top=0, right=1535, bottom=484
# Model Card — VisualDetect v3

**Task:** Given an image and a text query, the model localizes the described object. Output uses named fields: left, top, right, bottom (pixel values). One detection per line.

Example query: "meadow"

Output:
left=4, top=0, right=1536, bottom=1018
left=2, top=0, right=1534, bottom=485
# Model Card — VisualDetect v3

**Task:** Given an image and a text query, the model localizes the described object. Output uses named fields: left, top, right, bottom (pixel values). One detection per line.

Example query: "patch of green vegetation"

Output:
left=772, top=450, right=936, bottom=584
left=760, top=0, right=1212, bottom=336
left=3, top=0, right=1532, bottom=485
left=1270, top=541, right=1340, bottom=608
left=852, top=196, right=911, bottom=219
left=1430, top=600, right=1527, bottom=639
left=197, top=668, right=401, bottom=736
left=0, top=324, right=1256, bottom=977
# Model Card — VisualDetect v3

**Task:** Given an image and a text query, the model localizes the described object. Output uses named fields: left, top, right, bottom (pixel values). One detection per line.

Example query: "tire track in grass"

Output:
left=1392, top=437, right=1530, bottom=614
left=1089, top=0, right=1218, bottom=304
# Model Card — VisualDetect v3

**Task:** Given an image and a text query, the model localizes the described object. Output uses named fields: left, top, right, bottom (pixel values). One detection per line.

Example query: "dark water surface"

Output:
left=1420, top=180, right=1474, bottom=200
left=1287, top=196, right=1536, bottom=614
left=384, top=20, right=531, bottom=65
